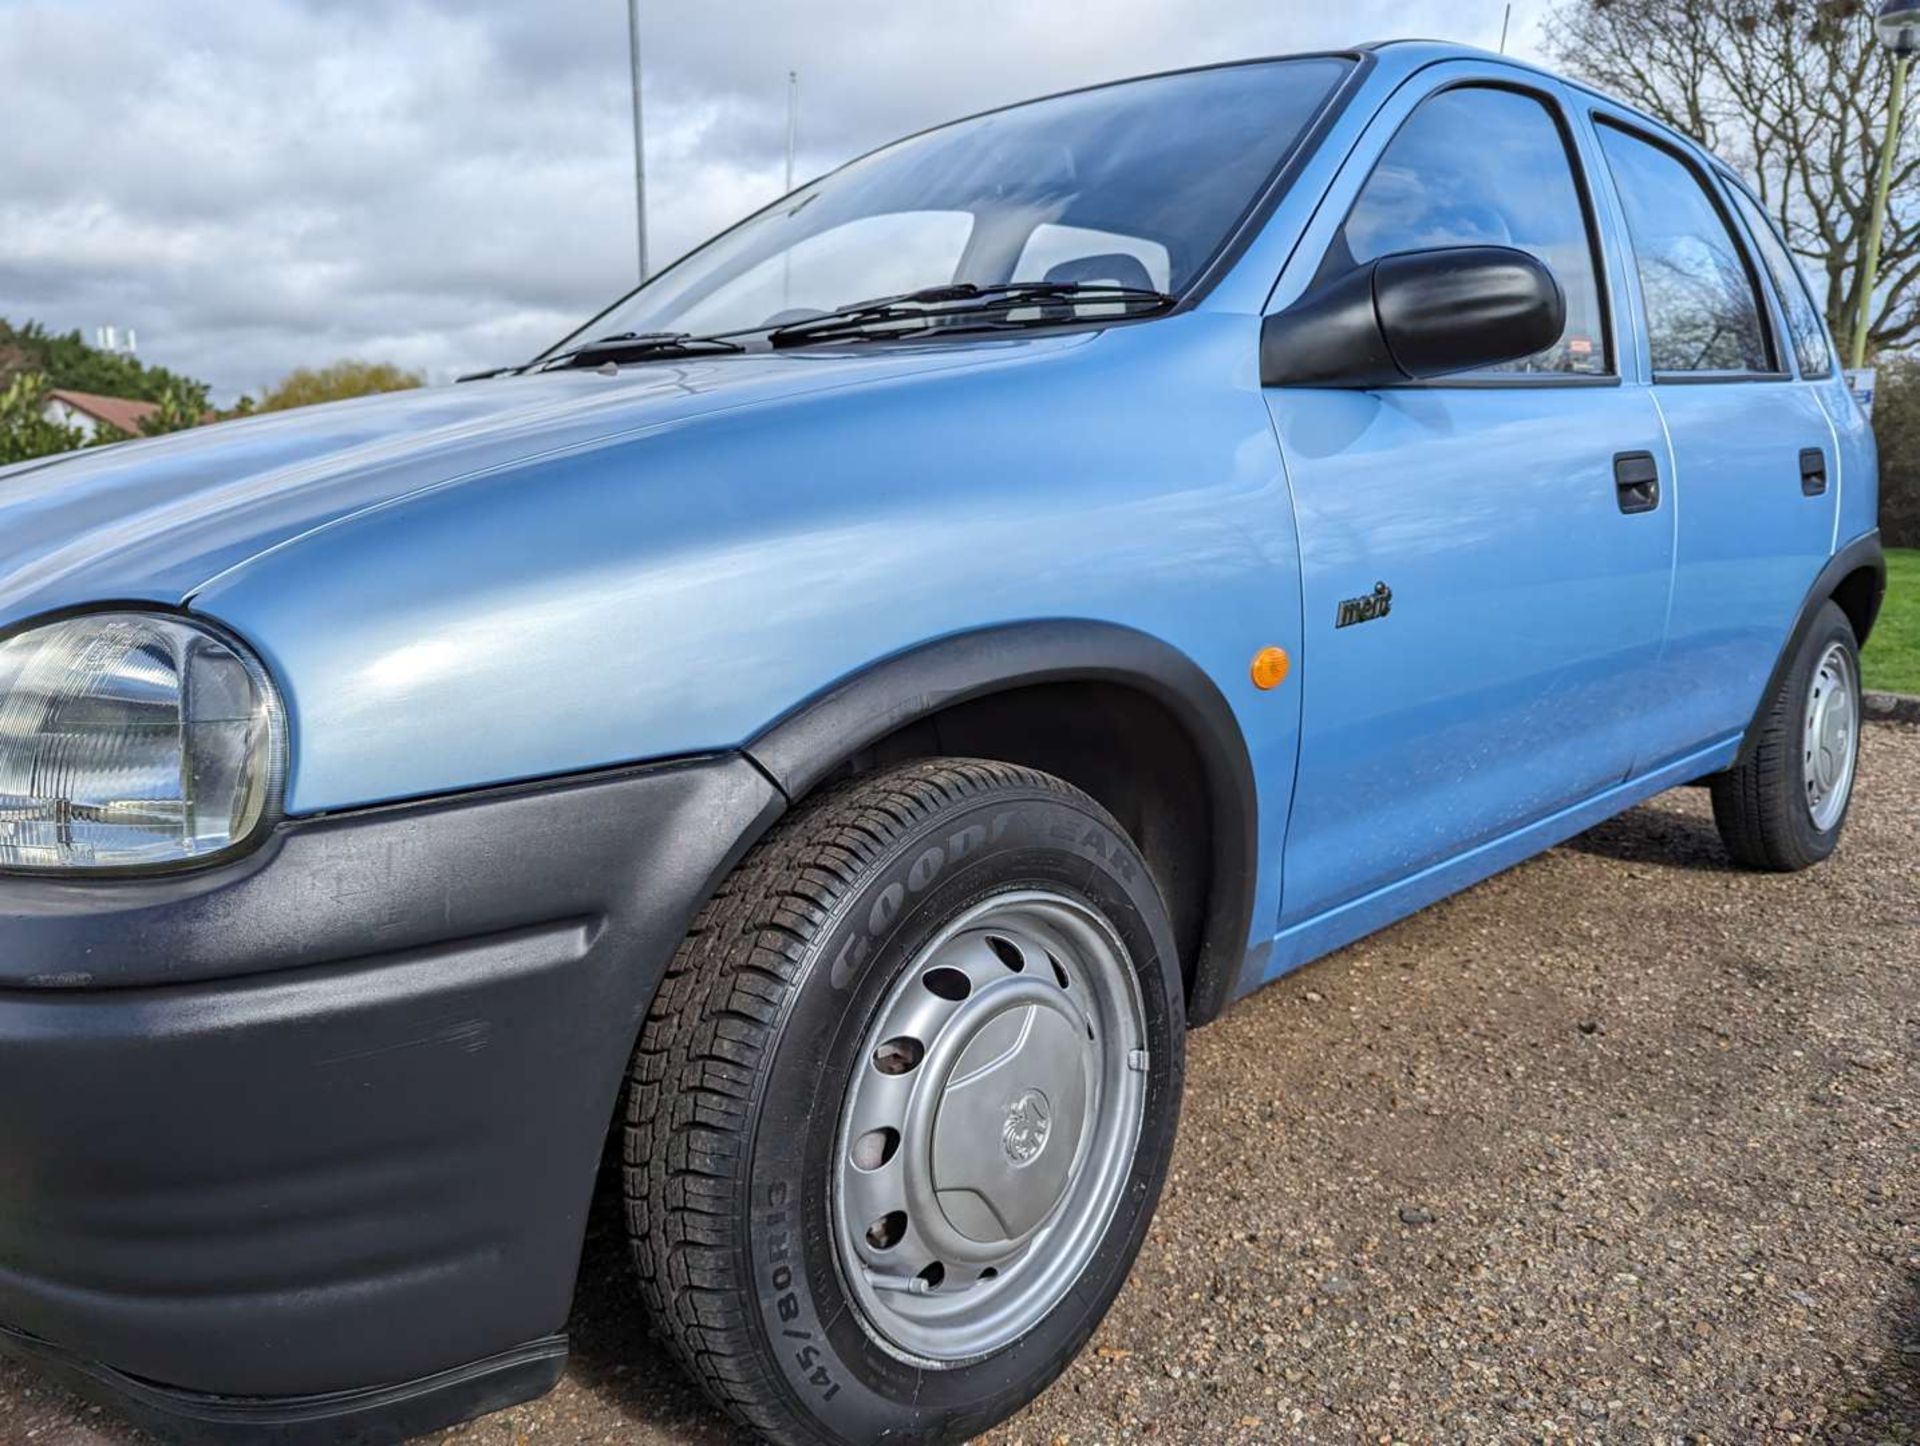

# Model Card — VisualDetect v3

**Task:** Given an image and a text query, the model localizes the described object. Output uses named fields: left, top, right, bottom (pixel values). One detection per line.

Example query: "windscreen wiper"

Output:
left=534, top=331, right=748, bottom=372
left=504, top=283, right=1174, bottom=378
left=767, top=281, right=1176, bottom=348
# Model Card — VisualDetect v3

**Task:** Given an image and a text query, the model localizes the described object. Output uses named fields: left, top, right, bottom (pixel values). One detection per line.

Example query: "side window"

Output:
left=1726, top=184, right=1835, bottom=378
left=1330, top=85, right=1609, bottom=376
left=1594, top=124, right=1776, bottom=376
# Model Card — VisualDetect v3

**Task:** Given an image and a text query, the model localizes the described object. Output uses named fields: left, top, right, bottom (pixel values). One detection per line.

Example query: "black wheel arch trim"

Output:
left=744, top=620, right=1259, bottom=1026
left=1734, top=530, right=1885, bottom=770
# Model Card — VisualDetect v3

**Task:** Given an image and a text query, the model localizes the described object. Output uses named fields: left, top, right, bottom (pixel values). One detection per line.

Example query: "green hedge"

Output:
left=1875, top=358, right=1920, bottom=549
left=1862, top=550, right=1917, bottom=695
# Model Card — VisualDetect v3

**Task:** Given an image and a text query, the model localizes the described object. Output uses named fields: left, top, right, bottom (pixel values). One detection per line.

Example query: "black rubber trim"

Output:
left=0, top=1326, right=566, bottom=1446
left=744, top=620, right=1258, bottom=1026
left=0, top=754, right=771, bottom=989
left=1734, top=532, right=1885, bottom=769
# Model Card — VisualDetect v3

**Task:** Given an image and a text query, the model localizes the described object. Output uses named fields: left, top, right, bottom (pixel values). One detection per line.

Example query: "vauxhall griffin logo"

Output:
left=1001, top=1089, right=1052, bottom=1167
left=1336, top=581, right=1394, bottom=629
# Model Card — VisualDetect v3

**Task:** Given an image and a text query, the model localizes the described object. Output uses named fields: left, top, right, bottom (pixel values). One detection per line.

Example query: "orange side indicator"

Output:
left=1250, top=646, right=1291, bottom=690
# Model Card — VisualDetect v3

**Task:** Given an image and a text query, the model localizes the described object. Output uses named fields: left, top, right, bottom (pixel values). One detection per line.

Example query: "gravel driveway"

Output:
left=7, top=726, right=1916, bottom=1445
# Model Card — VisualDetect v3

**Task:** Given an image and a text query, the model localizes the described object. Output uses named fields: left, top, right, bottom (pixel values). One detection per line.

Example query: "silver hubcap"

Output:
left=832, top=890, right=1149, bottom=1364
left=1804, top=641, right=1858, bottom=832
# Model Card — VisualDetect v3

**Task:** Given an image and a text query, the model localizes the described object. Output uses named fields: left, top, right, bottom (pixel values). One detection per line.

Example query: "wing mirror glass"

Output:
left=1260, top=245, right=1566, bottom=388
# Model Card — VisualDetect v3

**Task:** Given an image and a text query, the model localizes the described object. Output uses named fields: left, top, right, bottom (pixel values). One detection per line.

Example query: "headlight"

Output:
left=0, top=613, right=285, bottom=872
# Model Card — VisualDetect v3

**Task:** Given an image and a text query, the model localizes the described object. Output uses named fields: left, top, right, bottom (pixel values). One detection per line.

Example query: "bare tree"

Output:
left=1545, top=0, right=1917, bottom=356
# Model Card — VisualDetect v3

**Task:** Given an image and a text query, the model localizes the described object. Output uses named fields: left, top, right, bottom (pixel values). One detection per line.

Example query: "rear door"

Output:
left=1584, top=114, right=1840, bottom=760
left=1263, top=65, right=1675, bottom=933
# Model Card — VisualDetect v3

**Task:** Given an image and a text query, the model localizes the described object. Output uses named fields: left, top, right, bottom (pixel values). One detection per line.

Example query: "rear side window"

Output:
left=1595, top=124, right=1775, bottom=376
left=1329, top=85, right=1610, bottom=376
left=1726, top=184, right=1835, bottom=378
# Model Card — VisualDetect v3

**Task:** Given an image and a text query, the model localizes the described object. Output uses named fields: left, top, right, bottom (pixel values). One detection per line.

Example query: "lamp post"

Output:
left=782, top=70, right=798, bottom=310
left=627, top=0, right=649, bottom=282
left=1851, top=0, right=1920, bottom=369
left=786, top=71, right=799, bottom=194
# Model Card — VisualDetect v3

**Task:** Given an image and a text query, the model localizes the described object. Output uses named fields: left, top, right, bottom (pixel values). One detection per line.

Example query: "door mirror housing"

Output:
left=1260, top=245, right=1566, bottom=388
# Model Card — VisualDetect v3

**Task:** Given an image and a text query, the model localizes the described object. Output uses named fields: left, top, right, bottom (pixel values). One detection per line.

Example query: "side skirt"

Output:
left=1247, top=734, right=1742, bottom=994
left=0, top=1325, right=567, bottom=1446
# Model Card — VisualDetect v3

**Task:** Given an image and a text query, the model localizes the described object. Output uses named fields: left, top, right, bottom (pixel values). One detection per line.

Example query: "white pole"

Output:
left=782, top=70, right=799, bottom=308
left=627, top=0, right=649, bottom=282
left=786, top=70, right=799, bottom=193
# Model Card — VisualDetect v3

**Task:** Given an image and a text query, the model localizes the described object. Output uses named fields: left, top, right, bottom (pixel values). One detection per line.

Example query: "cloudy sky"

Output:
left=0, top=1, right=1552, bottom=402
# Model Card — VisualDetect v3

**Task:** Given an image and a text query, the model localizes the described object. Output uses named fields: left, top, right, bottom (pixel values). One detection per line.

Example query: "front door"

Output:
left=1263, top=71, right=1675, bottom=933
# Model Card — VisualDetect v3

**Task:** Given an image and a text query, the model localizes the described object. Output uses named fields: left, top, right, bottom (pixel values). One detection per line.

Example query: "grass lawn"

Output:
left=1863, top=547, right=1920, bottom=696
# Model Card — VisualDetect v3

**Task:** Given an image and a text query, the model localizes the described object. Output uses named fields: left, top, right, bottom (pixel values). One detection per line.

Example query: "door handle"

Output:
left=1614, top=451, right=1661, bottom=514
left=1800, top=448, right=1828, bottom=496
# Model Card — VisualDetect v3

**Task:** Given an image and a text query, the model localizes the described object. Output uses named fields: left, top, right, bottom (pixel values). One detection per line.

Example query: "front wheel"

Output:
left=624, top=759, right=1185, bottom=1445
left=1711, top=600, right=1863, bottom=871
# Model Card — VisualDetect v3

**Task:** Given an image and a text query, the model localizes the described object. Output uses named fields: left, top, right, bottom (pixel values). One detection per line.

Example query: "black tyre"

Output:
left=1711, top=600, right=1863, bottom=872
left=624, top=759, right=1185, bottom=1445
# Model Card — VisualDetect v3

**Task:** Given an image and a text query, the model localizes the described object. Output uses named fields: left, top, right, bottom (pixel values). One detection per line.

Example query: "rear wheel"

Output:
left=624, top=759, right=1184, bottom=1445
left=1711, top=601, right=1862, bottom=871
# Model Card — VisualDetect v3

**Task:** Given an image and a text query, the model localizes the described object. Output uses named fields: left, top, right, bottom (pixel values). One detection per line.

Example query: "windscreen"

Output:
left=545, top=57, right=1351, bottom=353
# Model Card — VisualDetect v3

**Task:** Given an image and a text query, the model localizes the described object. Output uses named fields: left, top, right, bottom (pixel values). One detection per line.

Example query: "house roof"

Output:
left=46, top=388, right=159, bottom=436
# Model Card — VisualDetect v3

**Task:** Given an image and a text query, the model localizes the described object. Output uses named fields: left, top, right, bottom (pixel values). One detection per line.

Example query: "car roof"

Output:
left=1355, top=38, right=1727, bottom=169
left=796, top=42, right=1727, bottom=204
left=915, top=41, right=1728, bottom=183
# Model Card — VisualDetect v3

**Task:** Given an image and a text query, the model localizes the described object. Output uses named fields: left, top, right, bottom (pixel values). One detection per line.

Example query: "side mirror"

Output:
left=1260, top=246, right=1566, bottom=388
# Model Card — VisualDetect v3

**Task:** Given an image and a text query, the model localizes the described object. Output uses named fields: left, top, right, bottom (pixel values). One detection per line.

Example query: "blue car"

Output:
left=0, top=39, right=1885, bottom=1446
